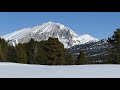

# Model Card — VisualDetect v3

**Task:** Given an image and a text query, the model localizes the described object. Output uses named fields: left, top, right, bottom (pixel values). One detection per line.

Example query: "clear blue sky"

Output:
left=0, top=12, right=120, bottom=40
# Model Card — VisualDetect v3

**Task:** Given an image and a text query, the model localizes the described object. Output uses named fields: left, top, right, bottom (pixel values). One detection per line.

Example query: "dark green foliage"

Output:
left=26, top=38, right=38, bottom=64
left=6, top=45, right=17, bottom=62
left=0, top=38, right=8, bottom=61
left=15, top=43, right=28, bottom=64
left=35, top=41, right=47, bottom=64
left=107, top=29, right=120, bottom=64
left=77, top=50, right=88, bottom=65
left=0, top=37, right=76, bottom=65
left=34, top=37, right=74, bottom=65
left=64, top=49, right=75, bottom=65
left=44, top=37, right=65, bottom=65
left=35, top=37, right=74, bottom=65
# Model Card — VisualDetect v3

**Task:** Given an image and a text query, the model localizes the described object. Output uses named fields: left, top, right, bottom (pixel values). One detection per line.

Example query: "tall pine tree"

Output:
left=6, top=45, right=17, bottom=62
left=44, top=37, right=65, bottom=65
left=26, top=38, right=37, bottom=64
left=15, top=43, right=28, bottom=64
left=0, top=38, right=8, bottom=61
left=107, top=28, right=120, bottom=64
left=64, top=49, right=75, bottom=65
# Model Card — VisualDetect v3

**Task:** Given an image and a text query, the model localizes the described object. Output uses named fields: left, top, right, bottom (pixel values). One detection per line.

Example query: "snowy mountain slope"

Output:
left=2, top=21, right=99, bottom=48
left=0, top=62, right=120, bottom=78
left=69, top=39, right=112, bottom=63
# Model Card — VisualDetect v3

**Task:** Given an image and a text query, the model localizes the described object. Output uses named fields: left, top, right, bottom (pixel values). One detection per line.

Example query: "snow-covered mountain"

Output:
left=2, top=21, right=99, bottom=48
left=69, top=39, right=112, bottom=63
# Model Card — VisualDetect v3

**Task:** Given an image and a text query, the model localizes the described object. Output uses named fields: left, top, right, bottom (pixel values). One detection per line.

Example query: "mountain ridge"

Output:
left=2, top=21, right=99, bottom=48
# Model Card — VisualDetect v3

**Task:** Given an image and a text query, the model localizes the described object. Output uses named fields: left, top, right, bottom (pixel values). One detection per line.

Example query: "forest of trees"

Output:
left=0, top=37, right=88, bottom=65
left=0, top=28, right=120, bottom=65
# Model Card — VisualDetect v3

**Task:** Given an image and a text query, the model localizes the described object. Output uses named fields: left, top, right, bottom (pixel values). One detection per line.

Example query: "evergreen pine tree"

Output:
left=26, top=38, right=37, bottom=64
left=0, top=38, right=8, bottom=61
left=64, top=49, right=75, bottom=65
left=107, top=28, right=120, bottom=63
left=77, top=50, right=88, bottom=65
left=15, top=43, right=28, bottom=64
left=45, top=37, right=65, bottom=65
left=6, top=45, right=17, bottom=62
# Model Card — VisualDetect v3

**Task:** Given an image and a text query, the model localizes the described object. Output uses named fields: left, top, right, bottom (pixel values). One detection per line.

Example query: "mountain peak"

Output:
left=2, top=22, right=99, bottom=48
left=44, top=21, right=53, bottom=25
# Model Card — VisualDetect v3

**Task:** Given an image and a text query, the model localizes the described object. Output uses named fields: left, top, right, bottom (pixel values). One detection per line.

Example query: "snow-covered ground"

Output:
left=0, top=62, right=120, bottom=78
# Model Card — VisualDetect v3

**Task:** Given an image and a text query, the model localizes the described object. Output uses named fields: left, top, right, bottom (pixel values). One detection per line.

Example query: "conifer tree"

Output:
left=64, top=49, right=75, bottom=65
left=0, top=38, right=8, bottom=61
left=26, top=38, right=37, bottom=64
left=45, top=37, right=65, bottom=65
left=6, top=45, right=17, bottom=62
left=77, top=50, right=88, bottom=65
left=15, top=43, right=28, bottom=64
left=107, top=28, right=120, bottom=63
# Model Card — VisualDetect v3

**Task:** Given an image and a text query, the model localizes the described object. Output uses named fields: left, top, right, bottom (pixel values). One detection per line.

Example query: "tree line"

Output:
left=0, top=28, right=120, bottom=65
left=0, top=37, right=88, bottom=65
